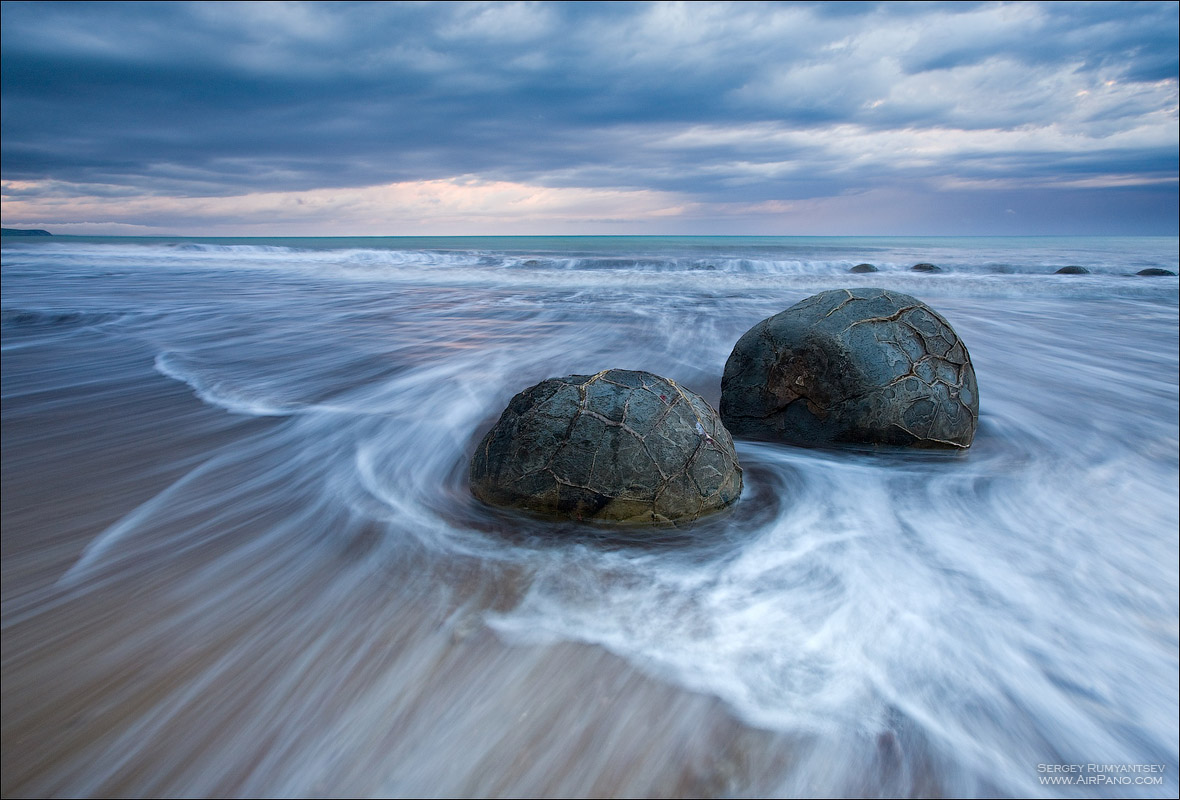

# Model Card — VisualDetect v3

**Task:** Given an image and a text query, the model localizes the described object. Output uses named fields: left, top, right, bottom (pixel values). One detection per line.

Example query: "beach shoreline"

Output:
left=2, top=235, right=1176, bottom=798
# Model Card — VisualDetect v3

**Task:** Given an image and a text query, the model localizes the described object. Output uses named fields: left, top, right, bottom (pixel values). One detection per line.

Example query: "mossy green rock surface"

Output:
left=720, top=288, right=979, bottom=448
left=471, top=369, right=742, bottom=524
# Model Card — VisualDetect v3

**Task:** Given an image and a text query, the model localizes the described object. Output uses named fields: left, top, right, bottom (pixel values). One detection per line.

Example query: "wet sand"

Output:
left=1, top=330, right=806, bottom=798
left=4, top=235, right=1175, bottom=798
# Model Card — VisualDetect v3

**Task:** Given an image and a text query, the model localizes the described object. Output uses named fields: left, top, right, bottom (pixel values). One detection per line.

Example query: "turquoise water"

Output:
left=10, top=234, right=1176, bottom=279
left=18, top=233, right=1180, bottom=266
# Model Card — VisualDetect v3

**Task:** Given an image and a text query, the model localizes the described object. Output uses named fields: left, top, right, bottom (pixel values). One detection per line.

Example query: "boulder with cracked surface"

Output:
left=720, top=288, right=978, bottom=448
left=470, top=369, right=742, bottom=524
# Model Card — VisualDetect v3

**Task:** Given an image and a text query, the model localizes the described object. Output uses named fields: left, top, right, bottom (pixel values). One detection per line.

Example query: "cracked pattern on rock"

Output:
left=720, top=288, right=979, bottom=448
left=471, top=369, right=743, bottom=524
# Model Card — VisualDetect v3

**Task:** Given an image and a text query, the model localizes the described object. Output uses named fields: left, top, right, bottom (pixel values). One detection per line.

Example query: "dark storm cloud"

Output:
left=1, top=1, right=1176, bottom=232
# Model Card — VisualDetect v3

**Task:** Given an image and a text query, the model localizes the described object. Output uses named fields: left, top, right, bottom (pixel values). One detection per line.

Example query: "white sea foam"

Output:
left=154, top=351, right=306, bottom=416
left=3, top=236, right=1176, bottom=797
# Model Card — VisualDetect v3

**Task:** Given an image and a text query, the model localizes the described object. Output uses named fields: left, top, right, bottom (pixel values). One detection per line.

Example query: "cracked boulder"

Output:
left=720, top=288, right=978, bottom=448
left=470, top=369, right=742, bottom=524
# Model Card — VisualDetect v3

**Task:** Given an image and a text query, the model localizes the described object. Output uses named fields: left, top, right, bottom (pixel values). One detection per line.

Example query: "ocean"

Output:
left=2, top=235, right=1177, bottom=797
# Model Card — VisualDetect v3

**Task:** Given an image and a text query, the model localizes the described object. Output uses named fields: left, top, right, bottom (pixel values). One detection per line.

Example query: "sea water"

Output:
left=2, top=235, right=1177, bottom=797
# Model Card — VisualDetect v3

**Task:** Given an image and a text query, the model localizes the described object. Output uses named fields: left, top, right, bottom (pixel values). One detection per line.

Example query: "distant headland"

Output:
left=2, top=227, right=52, bottom=236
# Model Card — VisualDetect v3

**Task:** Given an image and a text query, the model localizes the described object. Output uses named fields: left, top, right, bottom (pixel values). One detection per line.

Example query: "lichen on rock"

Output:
left=470, top=369, right=742, bottom=524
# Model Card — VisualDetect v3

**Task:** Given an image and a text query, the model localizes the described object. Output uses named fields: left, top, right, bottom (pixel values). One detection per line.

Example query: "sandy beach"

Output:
left=1, top=330, right=809, bottom=798
left=2, top=235, right=1176, bottom=798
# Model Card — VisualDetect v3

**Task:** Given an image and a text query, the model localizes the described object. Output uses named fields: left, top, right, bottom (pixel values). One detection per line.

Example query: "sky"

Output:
left=1, top=1, right=1177, bottom=236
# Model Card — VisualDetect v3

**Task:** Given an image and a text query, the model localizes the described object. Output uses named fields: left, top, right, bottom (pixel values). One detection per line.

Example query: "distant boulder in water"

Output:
left=471, top=369, right=742, bottom=525
left=1136, top=268, right=1176, bottom=277
left=1055, top=266, right=1090, bottom=275
left=911, top=262, right=941, bottom=272
left=721, top=288, right=978, bottom=449
left=850, top=263, right=878, bottom=273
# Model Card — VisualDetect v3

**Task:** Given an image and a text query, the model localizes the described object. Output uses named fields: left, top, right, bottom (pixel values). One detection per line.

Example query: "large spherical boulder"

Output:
left=720, top=289, right=978, bottom=448
left=471, top=370, right=742, bottom=524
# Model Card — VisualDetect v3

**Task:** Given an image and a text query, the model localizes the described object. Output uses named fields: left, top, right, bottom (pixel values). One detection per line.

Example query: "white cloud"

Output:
left=1, top=177, right=689, bottom=235
left=2, top=1, right=1175, bottom=234
left=440, top=2, right=555, bottom=43
left=639, top=116, right=1179, bottom=183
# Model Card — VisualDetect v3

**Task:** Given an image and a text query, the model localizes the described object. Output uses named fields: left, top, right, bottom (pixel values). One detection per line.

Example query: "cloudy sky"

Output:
left=2, top=1, right=1177, bottom=236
